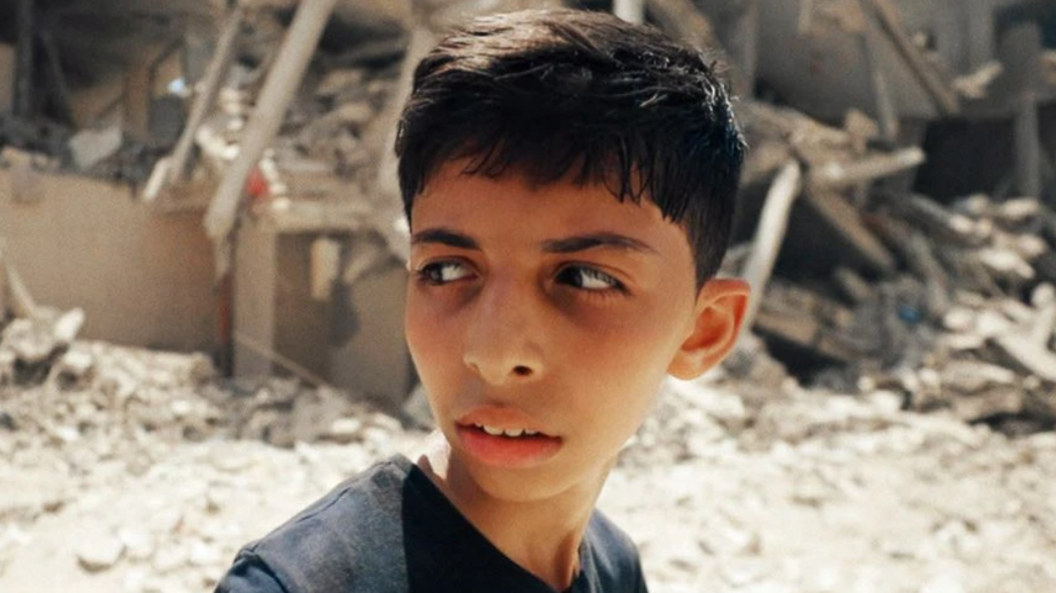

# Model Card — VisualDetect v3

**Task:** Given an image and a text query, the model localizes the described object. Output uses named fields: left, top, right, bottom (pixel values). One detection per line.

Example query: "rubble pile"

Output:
left=0, top=336, right=414, bottom=470
left=758, top=194, right=1056, bottom=430
left=183, top=57, right=400, bottom=202
left=0, top=329, right=422, bottom=591
left=604, top=388, right=1056, bottom=593
left=731, top=99, right=1056, bottom=434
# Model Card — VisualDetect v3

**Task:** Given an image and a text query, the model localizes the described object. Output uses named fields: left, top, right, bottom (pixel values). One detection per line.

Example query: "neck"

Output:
left=415, top=433, right=610, bottom=591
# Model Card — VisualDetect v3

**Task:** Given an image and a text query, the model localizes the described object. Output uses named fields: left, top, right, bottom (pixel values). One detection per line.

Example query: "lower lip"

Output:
left=455, top=425, right=563, bottom=468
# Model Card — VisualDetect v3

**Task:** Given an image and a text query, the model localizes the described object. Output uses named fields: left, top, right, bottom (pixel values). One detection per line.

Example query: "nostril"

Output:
left=513, top=366, right=532, bottom=377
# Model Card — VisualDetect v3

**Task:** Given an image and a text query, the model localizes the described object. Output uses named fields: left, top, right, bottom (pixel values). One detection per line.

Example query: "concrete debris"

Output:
left=732, top=94, right=1056, bottom=432
left=68, top=127, right=123, bottom=172
left=315, top=68, right=367, bottom=98
left=324, top=417, right=363, bottom=443
left=76, top=533, right=125, bottom=573
left=0, top=336, right=1052, bottom=591
left=2, top=2, right=1056, bottom=591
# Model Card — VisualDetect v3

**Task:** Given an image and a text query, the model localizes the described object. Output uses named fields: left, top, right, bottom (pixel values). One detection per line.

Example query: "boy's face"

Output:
left=405, top=160, right=744, bottom=502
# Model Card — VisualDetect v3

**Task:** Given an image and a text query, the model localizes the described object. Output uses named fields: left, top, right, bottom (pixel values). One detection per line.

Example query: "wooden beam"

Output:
left=204, top=0, right=339, bottom=269
left=741, top=161, right=803, bottom=333
left=1004, top=23, right=1044, bottom=198
left=169, top=5, right=245, bottom=183
left=728, top=0, right=759, bottom=97
left=804, top=190, right=896, bottom=275
left=124, top=57, right=152, bottom=141
left=855, top=0, right=898, bottom=142
left=809, top=147, right=925, bottom=190
left=863, top=0, right=959, bottom=116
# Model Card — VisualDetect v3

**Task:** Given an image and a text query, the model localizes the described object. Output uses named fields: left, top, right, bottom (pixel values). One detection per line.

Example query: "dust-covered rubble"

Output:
left=2, top=342, right=1056, bottom=592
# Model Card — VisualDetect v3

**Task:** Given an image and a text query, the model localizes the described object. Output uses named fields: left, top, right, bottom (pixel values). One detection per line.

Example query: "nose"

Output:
left=462, top=276, right=545, bottom=385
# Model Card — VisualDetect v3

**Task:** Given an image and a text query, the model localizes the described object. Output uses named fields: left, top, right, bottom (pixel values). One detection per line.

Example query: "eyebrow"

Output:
left=410, top=228, right=480, bottom=250
left=412, top=228, right=658, bottom=256
left=542, top=233, right=659, bottom=256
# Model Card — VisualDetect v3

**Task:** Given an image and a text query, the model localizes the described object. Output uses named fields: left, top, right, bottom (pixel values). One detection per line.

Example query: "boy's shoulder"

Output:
left=215, top=455, right=413, bottom=593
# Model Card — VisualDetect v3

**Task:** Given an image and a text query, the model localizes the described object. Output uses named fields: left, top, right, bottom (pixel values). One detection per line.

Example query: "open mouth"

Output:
left=468, top=423, right=548, bottom=439
left=454, top=422, right=563, bottom=467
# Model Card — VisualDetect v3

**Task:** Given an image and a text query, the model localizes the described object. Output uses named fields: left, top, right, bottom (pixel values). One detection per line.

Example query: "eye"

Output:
left=417, top=261, right=473, bottom=285
left=556, top=265, right=624, bottom=292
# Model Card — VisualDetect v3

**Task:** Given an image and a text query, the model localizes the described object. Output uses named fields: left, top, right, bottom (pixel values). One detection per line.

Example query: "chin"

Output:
left=458, top=452, right=609, bottom=505
left=471, top=465, right=576, bottom=503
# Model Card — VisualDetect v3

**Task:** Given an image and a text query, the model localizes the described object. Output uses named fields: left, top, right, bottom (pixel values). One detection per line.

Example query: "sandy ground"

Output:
left=1, top=343, right=1055, bottom=593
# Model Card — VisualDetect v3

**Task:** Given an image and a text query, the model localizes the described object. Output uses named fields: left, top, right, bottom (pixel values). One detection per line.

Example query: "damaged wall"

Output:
left=0, top=163, right=216, bottom=351
left=234, top=220, right=413, bottom=408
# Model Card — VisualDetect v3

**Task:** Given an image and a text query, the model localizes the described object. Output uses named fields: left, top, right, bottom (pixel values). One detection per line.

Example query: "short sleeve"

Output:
left=214, top=549, right=289, bottom=593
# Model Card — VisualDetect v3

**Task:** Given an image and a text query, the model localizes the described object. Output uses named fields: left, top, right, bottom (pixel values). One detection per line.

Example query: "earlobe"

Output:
left=667, top=278, right=751, bottom=380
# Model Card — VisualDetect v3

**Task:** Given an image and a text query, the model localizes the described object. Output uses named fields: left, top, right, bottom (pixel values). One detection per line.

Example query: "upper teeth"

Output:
left=477, top=424, right=538, bottom=437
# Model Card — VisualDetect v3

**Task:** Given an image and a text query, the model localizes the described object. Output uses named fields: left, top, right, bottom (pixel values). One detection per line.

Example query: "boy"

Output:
left=216, top=8, right=748, bottom=592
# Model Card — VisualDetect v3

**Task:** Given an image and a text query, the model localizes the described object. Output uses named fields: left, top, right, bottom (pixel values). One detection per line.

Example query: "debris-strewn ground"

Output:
left=2, top=343, right=1055, bottom=593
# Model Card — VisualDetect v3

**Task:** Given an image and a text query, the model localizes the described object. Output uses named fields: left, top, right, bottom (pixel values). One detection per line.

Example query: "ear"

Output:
left=667, top=278, right=751, bottom=380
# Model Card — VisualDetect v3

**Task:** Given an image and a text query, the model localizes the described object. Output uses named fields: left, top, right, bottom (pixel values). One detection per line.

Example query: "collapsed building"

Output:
left=0, top=0, right=1055, bottom=431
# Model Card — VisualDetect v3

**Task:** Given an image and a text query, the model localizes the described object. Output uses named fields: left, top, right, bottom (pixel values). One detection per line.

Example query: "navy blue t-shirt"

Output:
left=215, top=455, right=648, bottom=593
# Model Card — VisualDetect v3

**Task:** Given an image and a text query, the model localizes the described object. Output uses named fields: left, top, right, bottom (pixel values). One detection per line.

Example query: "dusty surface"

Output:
left=2, top=343, right=1055, bottom=593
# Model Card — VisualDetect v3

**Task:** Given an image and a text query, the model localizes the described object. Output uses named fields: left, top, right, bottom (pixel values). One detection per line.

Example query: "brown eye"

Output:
left=556, top=265, right=623, bottom=291
left=418, top=262, right=471, bottom=285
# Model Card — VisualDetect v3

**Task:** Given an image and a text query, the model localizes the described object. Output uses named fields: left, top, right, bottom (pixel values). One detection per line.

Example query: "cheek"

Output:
left=405, top=292, right=460, bottom=383
left=573, top=299, right=688, bottom=370
left=563, top=306, right=684, bottom=406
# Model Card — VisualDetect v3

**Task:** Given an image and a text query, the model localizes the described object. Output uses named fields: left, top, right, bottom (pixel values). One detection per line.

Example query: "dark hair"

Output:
left=396, top=8, right=746, bottom=287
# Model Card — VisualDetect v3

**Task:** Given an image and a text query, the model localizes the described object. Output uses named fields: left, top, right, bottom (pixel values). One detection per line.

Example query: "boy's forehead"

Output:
left=410, top=159, right=698, bottom=267
left=414, top=159, right=669, bottom=227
